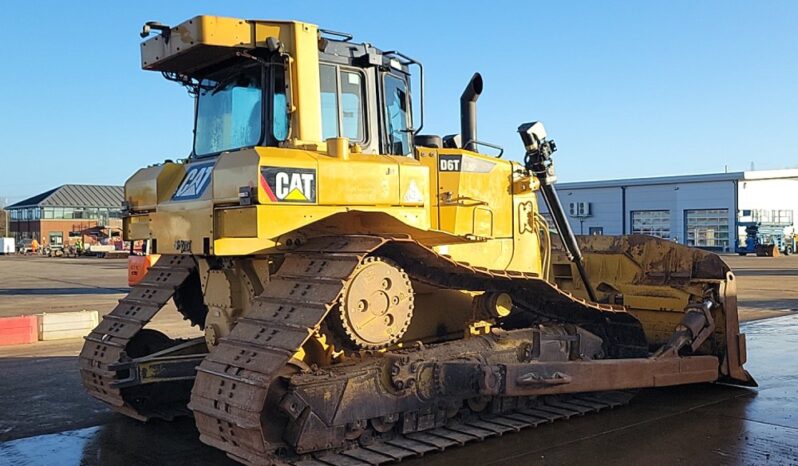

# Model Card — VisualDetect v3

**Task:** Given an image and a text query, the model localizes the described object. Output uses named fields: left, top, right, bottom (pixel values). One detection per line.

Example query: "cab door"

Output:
left=381, top=72, right=412, bottom=157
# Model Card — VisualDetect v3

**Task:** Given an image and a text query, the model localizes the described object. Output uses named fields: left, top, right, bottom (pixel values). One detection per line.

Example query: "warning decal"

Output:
left=260, top=167, right=317, bottom=203
left=403, top=180, right=424, bottom=203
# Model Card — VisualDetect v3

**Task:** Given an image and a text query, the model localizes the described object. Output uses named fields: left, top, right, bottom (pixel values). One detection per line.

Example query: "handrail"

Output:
left=463, top=139, right=504, bottom=158
left=319, top=28, right=353, bottom=42
left=384, top=51, right=424, bottom=135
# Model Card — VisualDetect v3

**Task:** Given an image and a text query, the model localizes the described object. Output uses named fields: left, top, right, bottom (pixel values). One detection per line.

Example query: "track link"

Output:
left=289, top=390, right=634, bottom=466
left=189, top=236, right=646, bottom=465
left=79, top=255, right=197, bottom=420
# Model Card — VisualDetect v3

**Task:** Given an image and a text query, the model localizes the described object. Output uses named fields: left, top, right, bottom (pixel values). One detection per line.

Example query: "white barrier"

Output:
left=37, top=310, right=99, bottom=341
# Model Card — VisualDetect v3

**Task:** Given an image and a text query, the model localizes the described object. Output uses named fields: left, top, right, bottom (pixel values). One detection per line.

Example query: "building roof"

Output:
left=556, top=168, right=798, bottom=190
left=7, top=185, right=123, bottom=209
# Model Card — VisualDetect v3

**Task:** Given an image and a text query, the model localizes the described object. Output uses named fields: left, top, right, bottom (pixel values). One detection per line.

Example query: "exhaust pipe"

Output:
left=460, top=73, right=483, bottom=151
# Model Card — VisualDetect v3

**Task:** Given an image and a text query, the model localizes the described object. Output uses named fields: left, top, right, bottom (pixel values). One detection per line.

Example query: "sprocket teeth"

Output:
left=334, top=256, right=414, bottom=350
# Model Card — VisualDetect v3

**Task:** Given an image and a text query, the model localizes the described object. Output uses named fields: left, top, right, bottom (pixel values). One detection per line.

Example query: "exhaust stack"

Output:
left=460, top=73, right=483, bottom=151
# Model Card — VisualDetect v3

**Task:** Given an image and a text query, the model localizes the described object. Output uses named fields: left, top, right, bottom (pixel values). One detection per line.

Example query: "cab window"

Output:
left=272, top=67, right=289, bottom=141
left=383, top=74, right=410, bottom=155
left=340, top=71, right=365, bottom=140
left=320, top=64, right=339, bottom=140
left=319, top=64, right=366, bottom=142
left=195, top=65, right=263, bottom=157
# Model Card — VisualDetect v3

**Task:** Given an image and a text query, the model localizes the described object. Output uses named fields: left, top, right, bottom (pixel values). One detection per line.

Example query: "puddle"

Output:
left=0, top=427, right=99, bottom=465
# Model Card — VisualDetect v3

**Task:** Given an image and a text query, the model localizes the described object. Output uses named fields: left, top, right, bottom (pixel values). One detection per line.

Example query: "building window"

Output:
left=686, top=209, right=729, bottom=249
left=588, top=227, right=604, bottom=235
left=751, top=209, right=793, bottom=225
left=631, top=210, right=671, bottom=239
left=48, top=232, right=63, bottom=246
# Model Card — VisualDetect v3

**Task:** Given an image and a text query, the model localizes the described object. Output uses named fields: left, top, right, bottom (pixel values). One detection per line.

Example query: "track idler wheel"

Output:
left=336, top=257, right=414, bottom=349
left=125, top=329, right=174, bottom=358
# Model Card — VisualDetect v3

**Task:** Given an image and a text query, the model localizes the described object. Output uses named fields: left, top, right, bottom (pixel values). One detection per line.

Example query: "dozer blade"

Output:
left=551, top=234, right=754, bottom=386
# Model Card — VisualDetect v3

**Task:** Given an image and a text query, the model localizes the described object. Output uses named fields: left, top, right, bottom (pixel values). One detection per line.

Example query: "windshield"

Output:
left=195, top=65, right=263, bottom=157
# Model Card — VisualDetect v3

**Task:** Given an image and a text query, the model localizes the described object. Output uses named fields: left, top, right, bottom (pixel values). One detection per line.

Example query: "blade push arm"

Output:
left=518, top=122, right=597, bottom=302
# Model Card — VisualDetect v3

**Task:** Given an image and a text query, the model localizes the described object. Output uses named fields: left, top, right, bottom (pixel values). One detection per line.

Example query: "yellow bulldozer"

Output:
left=80, top=16, right=753, bottom=465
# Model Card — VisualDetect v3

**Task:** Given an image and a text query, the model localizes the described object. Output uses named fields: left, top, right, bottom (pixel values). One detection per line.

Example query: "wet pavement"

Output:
left=1, top=314, right=797, bottom=466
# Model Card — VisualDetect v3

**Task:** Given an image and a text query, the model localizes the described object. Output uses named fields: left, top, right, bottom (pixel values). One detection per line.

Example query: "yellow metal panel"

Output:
left=124, top=215, right=151, bottom=241
left=506, top=188, right=543, bottom=275
left=141, top=16, right=252, bottom=69
left=437, top=239, right=515, bottom=271
left=213, top=149, right=260, bottom=203
left=473, top=207, right=493, bottom=237
left=252, top=23, right=287, bottom=45
left=316, top=154, right=399, bottom=206
left=250, top=21, right=323, bottom=145
left=184, top=16, right=250, bottom=46
left=396, top=157, right=429, bottom=207
left=213, top=205, right=432, bottom=255
left=289, top=22, right=322, bottom=143
left=216, top=207, right=258, bottom=238
left=415, top=149, right=439, bottom=226
left=125, top=163, right=184, bottom=211
left=436, top=149, right=512, bottom=239
left=149, top=203, right=214, bottom=254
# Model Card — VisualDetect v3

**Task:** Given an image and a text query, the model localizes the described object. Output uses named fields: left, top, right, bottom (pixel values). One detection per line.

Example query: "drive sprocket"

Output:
left=336, top=256, right=414, bottom=349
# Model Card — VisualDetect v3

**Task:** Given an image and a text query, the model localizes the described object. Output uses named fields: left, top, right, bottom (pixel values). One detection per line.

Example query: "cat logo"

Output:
left=172, top=162, right=215, bottom=201
left=260, top=167, right=317, bottom=203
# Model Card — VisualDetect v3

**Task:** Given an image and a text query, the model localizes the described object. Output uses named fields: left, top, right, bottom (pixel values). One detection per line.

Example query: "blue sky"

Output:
left=1, top=1, right=796, bottom=204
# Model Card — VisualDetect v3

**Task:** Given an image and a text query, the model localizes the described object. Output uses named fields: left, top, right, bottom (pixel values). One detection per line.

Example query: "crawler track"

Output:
left=79, top=255, right=198, bottom=421
left=189, top=236, right=646, bottom=465
left=287, top=390, right=634, bottom=466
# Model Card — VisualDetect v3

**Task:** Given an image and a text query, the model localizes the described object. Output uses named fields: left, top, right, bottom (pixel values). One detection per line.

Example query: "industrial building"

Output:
left=5, top=185, right=123, bottom=248
left=541, top=169, right=798, bottom=252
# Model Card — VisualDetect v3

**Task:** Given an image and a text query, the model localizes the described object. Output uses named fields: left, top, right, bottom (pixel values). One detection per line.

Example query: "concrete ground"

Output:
left=723, top=254, right=798, bottom=321
left=0, top=254, right=797, bottom=465
left=0, top=255, right=202, bottom=339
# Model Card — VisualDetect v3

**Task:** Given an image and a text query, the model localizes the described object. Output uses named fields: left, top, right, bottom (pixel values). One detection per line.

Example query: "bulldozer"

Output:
left=80, top=16, right=754, bottom=465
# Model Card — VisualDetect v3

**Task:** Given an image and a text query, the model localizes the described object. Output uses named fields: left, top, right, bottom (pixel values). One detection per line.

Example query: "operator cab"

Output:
left=317, top=37, right=418, bottom=157
left=144, top=18, right=419, bottom=159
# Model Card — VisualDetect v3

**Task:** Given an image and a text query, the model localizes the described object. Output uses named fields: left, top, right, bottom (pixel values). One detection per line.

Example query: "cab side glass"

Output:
left=384, top=74, right=410, bottom=155
left=320, top=64, right=339, bottom=140
left=273, top=68, right=289, bottom=141
left=340, top=71, right=365, bottom=141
